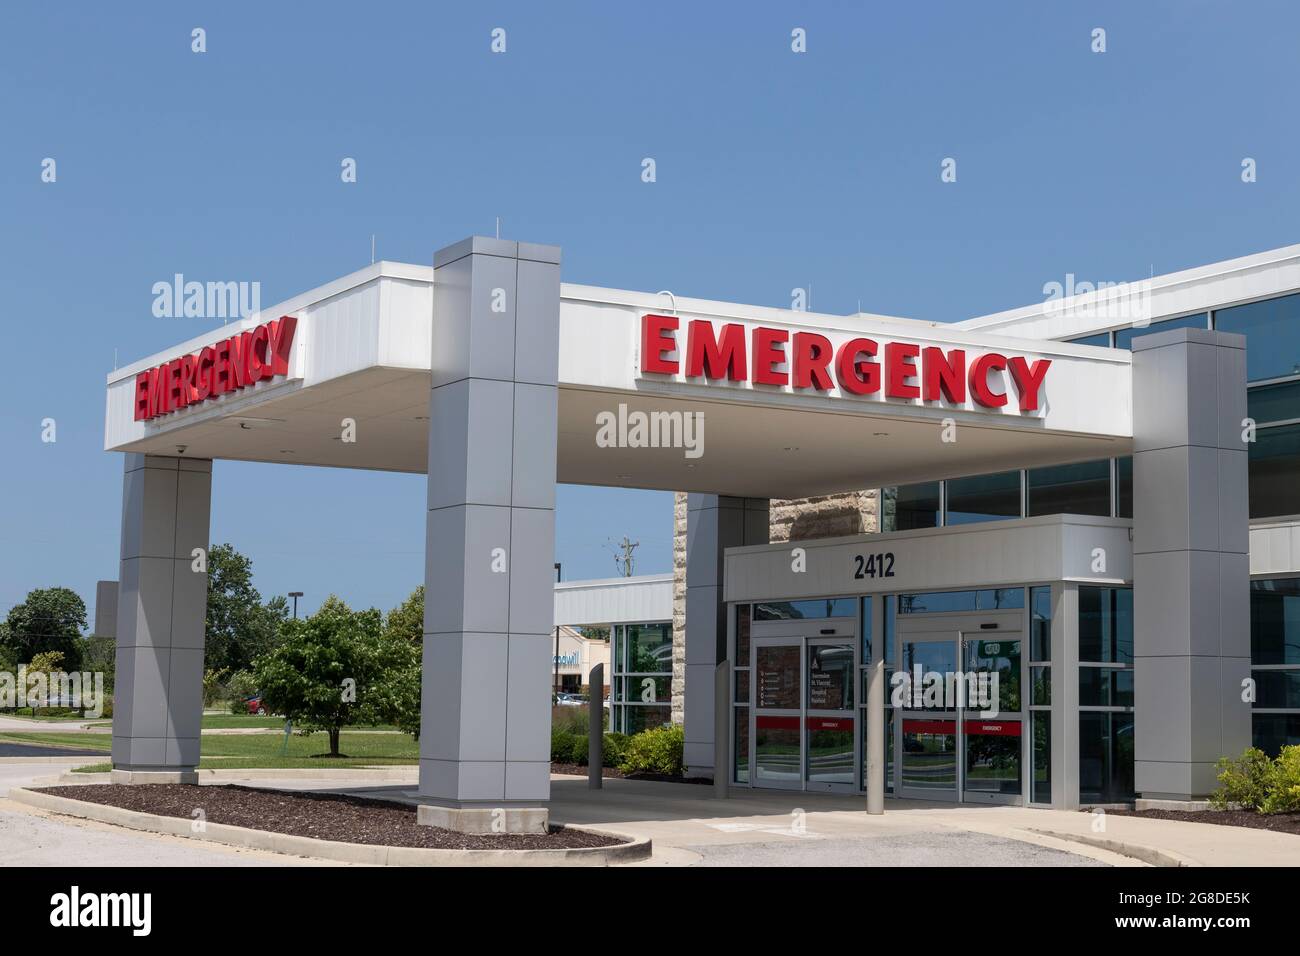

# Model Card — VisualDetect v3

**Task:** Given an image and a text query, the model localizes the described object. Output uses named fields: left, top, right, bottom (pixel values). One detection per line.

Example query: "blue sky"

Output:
left=3, top=1, right=1299, bottom=621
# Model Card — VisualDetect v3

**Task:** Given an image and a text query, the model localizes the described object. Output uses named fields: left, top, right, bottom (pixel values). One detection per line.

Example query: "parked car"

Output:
left=553, top=693, right=584, bottom=706
left=244, top=694, right=269, bottom=716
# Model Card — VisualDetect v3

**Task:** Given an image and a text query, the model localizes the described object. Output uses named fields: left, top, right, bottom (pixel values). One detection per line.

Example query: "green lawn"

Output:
left=0, top=729, right=418, bottom=772
left=54, top=714, right=400, bottom=731
left=1, top=709, right=97, bottom=722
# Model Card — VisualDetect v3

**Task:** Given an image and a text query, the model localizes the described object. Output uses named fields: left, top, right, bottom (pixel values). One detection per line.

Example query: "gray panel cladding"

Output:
left=1130, top=329, right=1251, bottom=799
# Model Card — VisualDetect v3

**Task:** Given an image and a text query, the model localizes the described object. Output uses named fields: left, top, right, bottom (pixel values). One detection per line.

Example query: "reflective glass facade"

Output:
left=610, top=621, right=673, bottom=734
left=1250, top=578, right=1300, bottom=755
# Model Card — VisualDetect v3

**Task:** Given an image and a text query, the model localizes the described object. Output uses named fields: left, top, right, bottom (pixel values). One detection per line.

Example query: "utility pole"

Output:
left=608, top=536, right=640, bottom=577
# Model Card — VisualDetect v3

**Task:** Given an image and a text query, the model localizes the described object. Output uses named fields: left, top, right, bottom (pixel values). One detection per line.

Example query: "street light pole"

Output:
left=553, top=563, right=561, bottom=697
left=288, top=591, right=303, bottom=620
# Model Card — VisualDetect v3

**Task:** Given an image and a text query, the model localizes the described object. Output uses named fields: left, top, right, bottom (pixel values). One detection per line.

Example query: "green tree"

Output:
left=252, top=596, right=387, bottom=756
left=384, top=585, right=424, bottom=644
left=379, top=587, right=423, bottom=739
left=1, top=587, right=86, bottom=668
left=205, top=543, right=289, bottom=673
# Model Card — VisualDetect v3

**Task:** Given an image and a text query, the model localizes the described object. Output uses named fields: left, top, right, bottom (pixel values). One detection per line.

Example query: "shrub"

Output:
left=551, top=705, right=590, bottom=735
left=551, top=728, right=579, bottom=763
left=1261, top=745, right=1300, bottom=815
left=618, top=724, right=684, bottom=776
left=602, top=732, right=629, bottom=768
left=1211, top=747, right=1273, bottom=811
left=225, top=669, right=257, bottom=714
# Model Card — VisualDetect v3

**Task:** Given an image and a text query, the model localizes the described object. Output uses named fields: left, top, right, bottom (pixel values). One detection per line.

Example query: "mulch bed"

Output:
left=550, top=763, right=709, bottom=785
left=1105, top=807, right=1300, bottom=837
left=34, top=784, right=623, bottom=851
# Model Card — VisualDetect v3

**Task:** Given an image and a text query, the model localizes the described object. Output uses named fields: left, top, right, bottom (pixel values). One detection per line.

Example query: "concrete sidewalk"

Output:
left=222, top=771, right=1300, bottom=867
left=14, top=765, right=1300, bottom=867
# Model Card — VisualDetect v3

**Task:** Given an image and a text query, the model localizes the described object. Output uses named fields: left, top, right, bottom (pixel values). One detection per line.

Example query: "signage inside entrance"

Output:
left=133, top=316, right=298, bottom=421
left=639, top=314, right=1050, bottom=411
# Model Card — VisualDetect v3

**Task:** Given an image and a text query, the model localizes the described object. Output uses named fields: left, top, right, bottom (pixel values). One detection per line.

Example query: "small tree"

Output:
left=2, top=588, right=86, bottom=668
left=252, top=596, right=386, bottom=756
left=27, top=650, right=65, bottom=716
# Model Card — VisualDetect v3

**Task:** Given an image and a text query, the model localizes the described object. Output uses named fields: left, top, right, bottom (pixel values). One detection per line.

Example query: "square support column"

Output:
left=683, top=494, right=768, bottom=778
left=1049, top=583, right=1080, bottom=808
left=1131, top=328, right=1251, bottom=800
left=418, top=237, right=561, bottom=831
left=111, top=454, right=212, bottom=780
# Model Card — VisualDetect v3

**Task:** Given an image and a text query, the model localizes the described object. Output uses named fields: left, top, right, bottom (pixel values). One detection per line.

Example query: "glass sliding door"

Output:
left=753, top=640, right=803, bottom=789
left=895, top=605, right=1027, bottom=804
left=897, top=632, right=959, bottom=799
left=806, top=640, right=856, bottom=791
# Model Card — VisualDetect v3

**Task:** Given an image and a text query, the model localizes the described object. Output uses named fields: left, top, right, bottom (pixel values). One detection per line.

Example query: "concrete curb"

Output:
left=0, top=756, right=105, bottom=764
left=59, top=766, right=419, bottom=783
left=1027, top=828, right=1198, bottom=868
left=8, top=787, right=651, bottom=867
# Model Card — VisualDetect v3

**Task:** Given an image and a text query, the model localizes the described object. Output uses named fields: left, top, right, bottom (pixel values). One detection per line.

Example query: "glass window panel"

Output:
left=624, top=676, right=671, bottom=705
left=1026, top=459, right=1111, bottom=517
left=883, top=595, right=895, bottom=665
left=612, top=625, right=624, bottom=675
left=963, top=720, right=1022, bottom=796
left=1079, top=667, right=1134, bottom=707
left=1213, top=292, right=1300, bottom=382
left=1251, top=578, right=1300, bottom=665
left=965, top=638, right=1021, bottom=713
left=754, top=718, right=801, bottom=786
left=1248, top=423, right=1300, bottom=519
left=1253, top=670, right=1300, bottom=709
left=1067, top=332, right=1112, bottom=347
left=756, top=645, right=801, bottom=709
left=881, top=482, right=941, bottom=532
left=899, top=588, right=1025, bottom=614
left=900, top=719, right=957, bottom=791
left=1116, top=456, right=1133, bottom=518
left=734, top=707, right=749, bottom=784
left=1252, top=713, right=1300, bottom=758
left=1031, top=666, right=1051, bottom=706
left=622, top=704, right=670, bottom=735
left=735, top=603, right=751, bottom=665
left=1031, top=586, right=1052, bottom=661
left=734, top=670, right=750, bottom=704
left=754, top=598, right=856, bottom=621
left=626, top=622, right=673, bottom=673
left=1032, top=711, right=1052, bottom=803
left=1247, top=380, right=1300, bottom=426
left=1078, top=587, right=1134, bottom=664
left=1113, top=313, right=1208, bottom=351
left=807, top=720, right=855, bottom=786
left=807, top=643, right=854, bottom=710
left=899, top=641, right=957, bottom=711
left=1079, top=712, right=1135, bottom=803
left=861, top=596, right=873, bottom=663
left=945, top=470, right=1022, bottom=525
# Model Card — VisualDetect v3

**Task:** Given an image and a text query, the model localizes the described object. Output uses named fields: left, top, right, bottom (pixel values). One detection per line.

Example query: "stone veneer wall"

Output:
left=670, top=489, right=879, bottom=724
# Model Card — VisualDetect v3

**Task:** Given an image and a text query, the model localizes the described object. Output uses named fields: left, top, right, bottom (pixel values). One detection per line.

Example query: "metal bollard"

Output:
left=588, top=663, right=604, bottom=790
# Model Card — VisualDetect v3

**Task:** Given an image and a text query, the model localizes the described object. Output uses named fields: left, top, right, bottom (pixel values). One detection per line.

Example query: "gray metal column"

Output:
left=417, top=237, right=561, bottom=833
left=1131, top=327, right=1251, bottom=801
left=111, top=453, right=211, bottom=781
left=683, top=494, right=768, bottom=778
left=1050, top=582, right=1080, bottom=808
